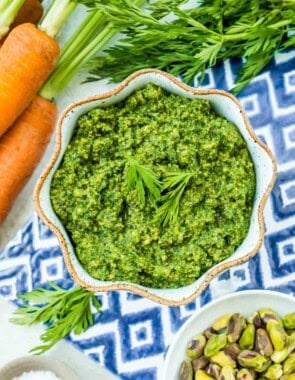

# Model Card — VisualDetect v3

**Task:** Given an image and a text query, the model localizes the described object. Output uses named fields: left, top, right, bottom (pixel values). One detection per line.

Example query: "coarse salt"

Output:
left=12, top=370, right=61, bottom=380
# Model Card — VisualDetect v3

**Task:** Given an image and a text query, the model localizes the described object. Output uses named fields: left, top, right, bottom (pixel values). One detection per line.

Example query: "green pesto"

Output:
left=50, top=84, right=256, bottom=289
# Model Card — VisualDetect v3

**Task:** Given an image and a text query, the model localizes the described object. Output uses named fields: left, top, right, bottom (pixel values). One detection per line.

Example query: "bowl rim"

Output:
left=162, top=289, right=295, bottom=378
left=0, top=355, right=80, bottom=379
left=34, top=68, right=277, bottom=306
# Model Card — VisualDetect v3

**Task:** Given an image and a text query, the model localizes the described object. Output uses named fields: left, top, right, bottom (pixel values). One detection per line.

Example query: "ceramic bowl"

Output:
left=0, top=355, right=80, bottom=380
left=34, top=69, right=277, bottom=306
left=162, top=290, right=295, bottom=379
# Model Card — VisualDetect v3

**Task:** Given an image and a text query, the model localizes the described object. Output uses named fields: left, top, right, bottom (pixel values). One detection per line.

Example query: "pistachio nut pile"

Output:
left=179, top=309, right=295, bottom=380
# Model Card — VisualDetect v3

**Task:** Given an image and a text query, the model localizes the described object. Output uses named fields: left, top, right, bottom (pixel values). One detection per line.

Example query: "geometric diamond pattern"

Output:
left=1, top=49, right=295, bottom=379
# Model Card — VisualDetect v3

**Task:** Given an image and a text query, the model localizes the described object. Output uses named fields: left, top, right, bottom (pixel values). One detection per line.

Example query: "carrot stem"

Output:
left=0, top=0, right=11, bottom=13
left=39, top=0, right=78, bottom=38
left=39, top=0, right=146, bottom=100
left=57, top=8, right=105, bottom=68
left=40, top=22, right=118, bottom=100
left=0, top=0, right=25, bottom=38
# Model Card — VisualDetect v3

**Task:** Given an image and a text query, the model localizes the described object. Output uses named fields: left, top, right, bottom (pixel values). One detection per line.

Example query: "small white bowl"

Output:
left=34, top=69, right=277, bottom=306
left=0, top=356, right=80, bottom=380
left=162, top=290, right=295, bottom=380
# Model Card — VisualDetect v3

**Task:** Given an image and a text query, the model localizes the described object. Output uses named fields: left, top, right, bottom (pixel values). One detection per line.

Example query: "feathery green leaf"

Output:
left=154, top=171, right=193, bottom=226
left=10, top=283, right=101, bottom=354
left=86, top=0, right=295, bottom=93
left=125, top=157, right=161, bottom=205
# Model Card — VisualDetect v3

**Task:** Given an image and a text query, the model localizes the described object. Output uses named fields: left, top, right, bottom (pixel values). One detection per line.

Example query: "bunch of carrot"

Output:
left=0, top=0, right=146, bottom=226
left=0, top=0, right=62, bottom=224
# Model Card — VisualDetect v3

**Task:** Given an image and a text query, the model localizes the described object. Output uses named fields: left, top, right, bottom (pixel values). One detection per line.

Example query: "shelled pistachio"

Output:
left=206, top=363, right=221, bottom=378
left=258, top=309, right=282, bottom=325
left=179, top=359, right=193, bottom=380
left=220, top=365, right=236, bottom=380
left=204, top=334, right=227, bottom=357
left=187, top=334, right=207, bottom=359
left=284, top=314, right=295, bottom=330
left=237, top=350, right=270, bottom=372
left=248, top=312, right=262, bottom=329
left=228, top=314, right=246, bottom=343
left=255, top=328, right=273, bottom=357
left=281, top=375, right=295, bottom=380
left=271, top=347, right=289, bottom=364
left=194, top=369, right=214, bottom=379
left=179, top=308, right=295, bottom=380
left=263, top=363, right=283, bottom=379
left=192, top=355, right=210, bottom=371
left=211, top=351, right=237, bottom=368
left=213, top=314, right=233, bottom=333
left=239, top=324, right=256, bottom=350
left=224, top=343, right=241, bottom=361
left=283, top=352, right=295, bottom=375
left=266, top=320, right=288, bottom=351
left=236, top=368, right=256, bottom=380
left=203, top=327, right=216, bottom=340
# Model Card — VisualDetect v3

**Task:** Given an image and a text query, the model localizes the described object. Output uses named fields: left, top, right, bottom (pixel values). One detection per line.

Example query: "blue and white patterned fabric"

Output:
left=1, top=50, right=295, bottom=380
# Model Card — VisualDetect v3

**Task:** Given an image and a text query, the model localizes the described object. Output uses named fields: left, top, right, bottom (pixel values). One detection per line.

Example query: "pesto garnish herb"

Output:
left=125, top=156, right=161, bottom=205
left=10, top=282, right=101, bottom=354
left=154, top=171, right=193, bottom=226
left=125, top=158, right=193, bottom=224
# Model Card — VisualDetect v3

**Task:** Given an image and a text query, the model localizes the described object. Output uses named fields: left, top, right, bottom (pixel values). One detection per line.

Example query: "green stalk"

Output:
left=39, top=0, right=146, bottom=100
left=268, top=19, right=293, bottom=29
left=0, top=0, right=25, bottom=39
left=40, top=23, right=118, bottom=100
left=0, top=0, right=12, bottom=14
left=223, top=32, right=249, bottom=42
left=39, top=0, right=78, bottom=38
left=57, top=9, right=105, bottom=67
left=224, top=19, right=292, bottom=42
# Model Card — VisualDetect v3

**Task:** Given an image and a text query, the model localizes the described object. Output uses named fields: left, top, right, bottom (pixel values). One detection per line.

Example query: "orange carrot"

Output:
left=0, top=2, right=80, bottom=224
left=0, top=23, right=59, bottom=138
left=0, top=0, right=43, bottom=46
left=11, top=0, right=43, bottom=29
left=0, top=95, right=57, bottom=225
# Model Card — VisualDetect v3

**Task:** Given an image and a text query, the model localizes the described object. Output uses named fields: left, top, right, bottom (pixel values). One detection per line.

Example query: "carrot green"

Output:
left=83, top=0, right=295, bottom=94
left=11, top=282, right=101, bottom=354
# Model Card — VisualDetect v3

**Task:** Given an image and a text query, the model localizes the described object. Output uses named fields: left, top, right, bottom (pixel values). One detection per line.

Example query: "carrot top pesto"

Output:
left=50, top=84, right=256, bottom=289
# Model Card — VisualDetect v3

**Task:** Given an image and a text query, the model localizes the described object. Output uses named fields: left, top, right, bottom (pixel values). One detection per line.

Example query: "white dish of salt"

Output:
left=0, top=356, right=79, bottom=380
left=13, top=370, right=61, bottom=380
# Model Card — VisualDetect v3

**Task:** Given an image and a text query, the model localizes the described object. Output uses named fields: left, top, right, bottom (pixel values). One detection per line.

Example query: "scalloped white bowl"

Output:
left=34, top=69, right=277, bottom=306
left=162, top=290, right=295, bottom=379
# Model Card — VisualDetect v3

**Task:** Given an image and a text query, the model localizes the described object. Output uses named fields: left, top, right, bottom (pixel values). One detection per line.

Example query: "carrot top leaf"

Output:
left=125, top=157, right=162, bottom=205
left=39, top=0, right=78, bottom=38
left=154, top=171, right=193, bottom=226
left=83, top=0, right=295, bottom=94
left=10, top=282, right=101, bottom=354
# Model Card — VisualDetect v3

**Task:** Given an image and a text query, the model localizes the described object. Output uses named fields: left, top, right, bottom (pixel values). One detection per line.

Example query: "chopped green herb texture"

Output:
left=50, top=84, right=256, bottom=288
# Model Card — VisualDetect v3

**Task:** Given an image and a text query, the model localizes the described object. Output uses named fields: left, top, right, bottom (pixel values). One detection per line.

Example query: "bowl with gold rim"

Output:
left=34, top=69, right=277, bottom=306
